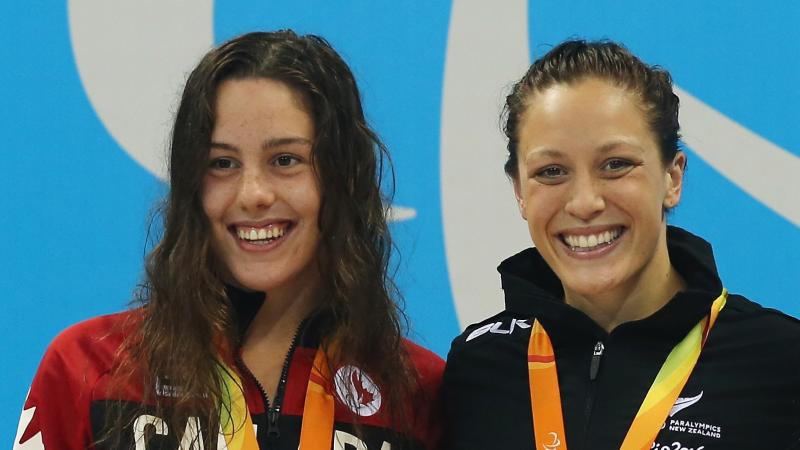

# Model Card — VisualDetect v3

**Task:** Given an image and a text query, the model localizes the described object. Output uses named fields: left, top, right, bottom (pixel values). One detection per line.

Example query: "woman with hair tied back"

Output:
left=17, top=31, right=443, bottom=450
left=444, top=40, right=800, bottom=449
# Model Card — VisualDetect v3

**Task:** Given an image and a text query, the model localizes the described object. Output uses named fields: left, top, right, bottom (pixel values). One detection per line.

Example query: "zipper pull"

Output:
left=266, top=408, right=280, bottom=440
left=589, top=341, right=604, bottom=380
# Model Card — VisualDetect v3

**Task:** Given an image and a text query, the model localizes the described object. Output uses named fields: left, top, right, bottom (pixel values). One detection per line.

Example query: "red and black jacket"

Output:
left=17, top=291, right=444, bottom=449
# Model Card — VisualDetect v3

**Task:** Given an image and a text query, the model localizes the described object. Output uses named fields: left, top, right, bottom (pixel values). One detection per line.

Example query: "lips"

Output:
left=560, top=226, right=625, bottom=253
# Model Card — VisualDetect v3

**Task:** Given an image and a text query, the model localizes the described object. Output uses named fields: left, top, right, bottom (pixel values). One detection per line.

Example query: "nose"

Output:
left=237, top=166, right=277, bottom=212
left=564, top=172, right=605, bottom=221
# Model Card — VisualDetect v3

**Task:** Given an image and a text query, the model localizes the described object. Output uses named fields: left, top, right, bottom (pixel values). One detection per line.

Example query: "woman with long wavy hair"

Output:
left=17, top=30, right=443, bottom=450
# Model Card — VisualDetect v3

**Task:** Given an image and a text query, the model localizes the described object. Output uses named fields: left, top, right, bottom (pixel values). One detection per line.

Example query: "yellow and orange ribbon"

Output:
left=298, top=347, right=335, bottom=450
left=217, top=362, right=260, bottom=450
left=528, top=289, right=727, bottom=450
left=216, top=346, right=335, bottom=449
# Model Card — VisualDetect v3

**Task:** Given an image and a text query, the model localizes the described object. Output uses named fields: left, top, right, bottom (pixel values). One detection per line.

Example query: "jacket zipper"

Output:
left=236, top=319, right=306, bottom=445
left=581, top=341, right=604, bottom=448
left=589, top=341, right=604, bottom=381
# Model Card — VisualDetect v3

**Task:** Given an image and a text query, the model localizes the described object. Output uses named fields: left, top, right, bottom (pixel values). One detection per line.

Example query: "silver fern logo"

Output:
left=669, top=391, right=704, bottom=417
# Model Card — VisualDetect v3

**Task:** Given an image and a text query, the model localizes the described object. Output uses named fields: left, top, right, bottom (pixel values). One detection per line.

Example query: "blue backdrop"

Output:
left=5, top=1, right=798, bottom=445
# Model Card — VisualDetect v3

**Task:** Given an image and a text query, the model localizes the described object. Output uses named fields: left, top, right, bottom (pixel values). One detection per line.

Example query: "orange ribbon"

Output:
left=528, top=290, right=727, bottom=450
left=217, top=346, right=335, bottom=449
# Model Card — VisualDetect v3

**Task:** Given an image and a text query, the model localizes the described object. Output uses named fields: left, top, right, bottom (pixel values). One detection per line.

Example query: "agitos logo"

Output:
left=543, top=432, right=562, bottom=450
left=333, top=366, right=382, bottom=417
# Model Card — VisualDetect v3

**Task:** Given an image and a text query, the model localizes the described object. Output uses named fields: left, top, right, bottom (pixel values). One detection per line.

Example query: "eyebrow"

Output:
left=261, top=137, right=313, bottom=150
left=209, top=137, right=313, bottom=152
left=524, top=148, right=562, bottom=162
left=596, top=139, right=645, bottom=154
left=524, top=139, right=645, bottom=162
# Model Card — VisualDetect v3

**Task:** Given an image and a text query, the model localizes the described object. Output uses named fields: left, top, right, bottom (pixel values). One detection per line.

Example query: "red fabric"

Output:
left=19, top=313, right=131, bottom=449
left=17, top=311, right=444, bottom=449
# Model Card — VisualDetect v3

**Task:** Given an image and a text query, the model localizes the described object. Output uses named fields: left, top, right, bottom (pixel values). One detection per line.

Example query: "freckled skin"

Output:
left=512, top=78, right=686, bottom=329
left=202, top=78, right=322, bottom=306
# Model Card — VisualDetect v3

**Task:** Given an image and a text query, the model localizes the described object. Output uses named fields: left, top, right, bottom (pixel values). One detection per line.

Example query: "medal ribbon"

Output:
left=216, top=346, right=335, bottom=449
left=528, top=289, right=727, bottom=450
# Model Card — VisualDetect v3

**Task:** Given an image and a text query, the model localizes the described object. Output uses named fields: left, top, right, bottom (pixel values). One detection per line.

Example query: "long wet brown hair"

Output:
left=104, top=30, right=415, bottom=446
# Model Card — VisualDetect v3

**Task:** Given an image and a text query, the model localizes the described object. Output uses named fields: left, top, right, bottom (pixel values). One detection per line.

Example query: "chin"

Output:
left=225, top=269, right=276, bottom=294
left=562, top=273, right=623, bottom=300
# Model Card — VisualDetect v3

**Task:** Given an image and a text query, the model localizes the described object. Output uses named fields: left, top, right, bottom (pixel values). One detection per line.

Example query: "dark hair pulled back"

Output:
left=503, top=39, right=681, bottom=177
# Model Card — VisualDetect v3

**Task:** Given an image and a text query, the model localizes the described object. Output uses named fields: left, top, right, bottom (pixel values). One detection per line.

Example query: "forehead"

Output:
left=517, top=78, right=655, bottom=155
left=213, top=78, right=313, bottom=133
left=525, top=78, right=641, bottom=125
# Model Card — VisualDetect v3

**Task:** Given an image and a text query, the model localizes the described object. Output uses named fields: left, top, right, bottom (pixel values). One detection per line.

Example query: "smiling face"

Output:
left=513, top=77, right=685, bottom=307
left=202, top=77, right=321, bottom=298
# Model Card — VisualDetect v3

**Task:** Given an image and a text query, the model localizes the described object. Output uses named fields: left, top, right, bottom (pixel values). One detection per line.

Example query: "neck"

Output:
left=243, top=278, right=320, bottom=347
left=566, top=267, right=684, bottom=332
left=564, top=233, right=686, bottom=333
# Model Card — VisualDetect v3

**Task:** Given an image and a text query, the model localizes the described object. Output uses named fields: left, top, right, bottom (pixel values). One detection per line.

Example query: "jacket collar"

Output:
left=498, top=226, right=724, bottom=342
left=226, top=286, right=327, bottom=348
left=226, top=286, right=265, bottom=337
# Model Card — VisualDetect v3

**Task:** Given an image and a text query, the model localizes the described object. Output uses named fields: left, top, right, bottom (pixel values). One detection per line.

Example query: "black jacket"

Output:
left=444, top=227, right=800, bottom=449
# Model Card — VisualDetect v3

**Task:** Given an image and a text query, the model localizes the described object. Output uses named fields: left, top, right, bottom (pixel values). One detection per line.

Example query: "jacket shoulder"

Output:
left=48, top=311, right=135, bottom=357
left=402, top=338, right=445, bottom=408
left=715, top=294, right=800, bottom=365
left=17, top=310, right=137, bottom=449
left=723, top=294, right=800, bottom=336
left=400, top=339, right=445, bottom=449
left=447, top=310, right=529, bottom=357
left=34, top=310, right=136, bottom=391
left=443, top=312, right=534, bottom=450
left=403, top=338, right=445, bottom=380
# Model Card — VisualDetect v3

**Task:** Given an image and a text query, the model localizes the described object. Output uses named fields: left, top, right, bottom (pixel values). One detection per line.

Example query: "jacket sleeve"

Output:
left=14, top=326, right=99, bottom=450
left=403, top=340, right=446, bottom=450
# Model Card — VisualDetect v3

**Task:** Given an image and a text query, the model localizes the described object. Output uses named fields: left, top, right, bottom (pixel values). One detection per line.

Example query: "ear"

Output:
left=512, top=177, right=527, bottom=220
left=663, top=151, right=686, bottom=209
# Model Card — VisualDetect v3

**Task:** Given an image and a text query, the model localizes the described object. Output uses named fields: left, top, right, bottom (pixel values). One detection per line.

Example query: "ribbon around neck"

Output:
left=217, top=346, right=335, bottom=449
left=528, top=289, right=728, bottom=450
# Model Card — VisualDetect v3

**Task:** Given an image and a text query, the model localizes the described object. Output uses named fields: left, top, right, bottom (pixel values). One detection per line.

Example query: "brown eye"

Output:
left=274, top=154, right=300, bottom=167
left=209, top=158, right=236, bottom=169
left=603, top=159, right=633, bottom=171
left=540, top=167, right=564, bottom=177
left=533, top=165, right=568, bottom=184
left=600, top=158, right=640, bottom=178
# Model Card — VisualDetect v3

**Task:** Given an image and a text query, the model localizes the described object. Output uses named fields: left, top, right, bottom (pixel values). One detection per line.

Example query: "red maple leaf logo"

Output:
left=351, top=370, right=375, bottom=406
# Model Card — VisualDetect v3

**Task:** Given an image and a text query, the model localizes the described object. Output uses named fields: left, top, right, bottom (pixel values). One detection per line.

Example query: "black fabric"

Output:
left=444, top=226, right=800, bottom=449
left=227, top=285, right=265, bottom=336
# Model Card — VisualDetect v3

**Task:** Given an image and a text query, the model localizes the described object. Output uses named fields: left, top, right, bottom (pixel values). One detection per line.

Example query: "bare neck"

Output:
left=238, top=280, right=320, bottom=400
left=567, top=269, right=684, bottom=332
left=564, top=242, right=686, bottom=333
left=243, top=281, right=319, bottom=349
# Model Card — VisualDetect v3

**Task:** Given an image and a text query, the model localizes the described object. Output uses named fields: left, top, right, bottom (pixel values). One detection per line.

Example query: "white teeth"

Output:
left=564, top=228, right=621, bottom=250
left=237, top=225, right=287, bottom=242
